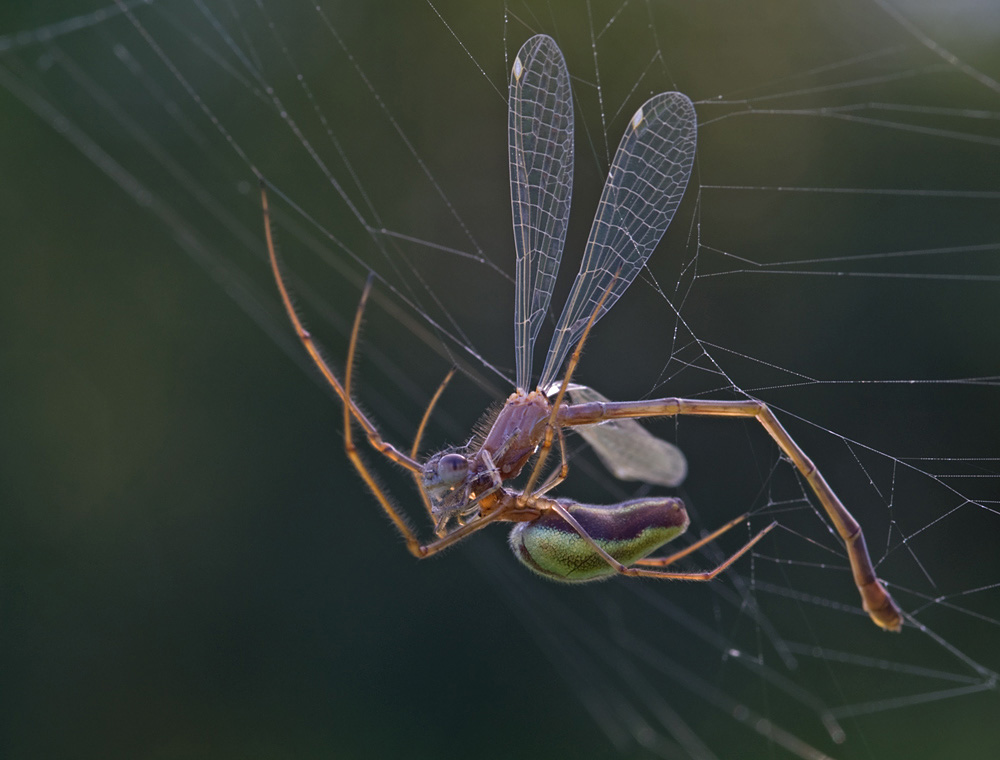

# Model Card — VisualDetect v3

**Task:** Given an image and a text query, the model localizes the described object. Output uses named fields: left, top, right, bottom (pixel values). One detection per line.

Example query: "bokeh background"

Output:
left=2, top=1, right=999, bottom=758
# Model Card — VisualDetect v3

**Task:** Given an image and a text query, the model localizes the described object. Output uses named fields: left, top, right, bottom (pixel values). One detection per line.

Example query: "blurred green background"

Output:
left=2, top=1, right=999, bottom=758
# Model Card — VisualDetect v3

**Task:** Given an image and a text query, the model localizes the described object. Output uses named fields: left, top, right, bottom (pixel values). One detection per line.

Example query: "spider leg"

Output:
left=635, top=512, right=754, bottom=568
left=262, top=184, right=420, bottom=474
left=410, top=367, right=457, bottom=519
left=412, top=368, right=456, bottom=459
left=262, top=183, right=457, bottom=559
left=531, top=426, right=570, bottom=498
left=419, top=505, right=511, bottom=557
left=557, top=396, right=904, bottom=631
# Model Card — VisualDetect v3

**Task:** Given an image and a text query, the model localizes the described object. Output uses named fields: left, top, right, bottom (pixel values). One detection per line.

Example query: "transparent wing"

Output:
left=509, top=34, right=574, bottom=391
left=537, top=92, right=697, bottom=390
left=562, top=384, right=687, bottom=487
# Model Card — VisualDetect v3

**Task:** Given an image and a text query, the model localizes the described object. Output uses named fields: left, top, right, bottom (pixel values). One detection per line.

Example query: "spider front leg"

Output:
left=262, top=183, right=473, bottom=559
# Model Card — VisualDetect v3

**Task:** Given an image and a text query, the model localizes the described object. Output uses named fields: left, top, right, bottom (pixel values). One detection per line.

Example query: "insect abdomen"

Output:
left=509, top=497, right=689, bottom=581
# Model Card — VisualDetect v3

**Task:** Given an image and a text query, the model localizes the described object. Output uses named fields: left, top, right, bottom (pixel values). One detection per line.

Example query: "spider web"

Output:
left=1, top=1, right=999, bottom=759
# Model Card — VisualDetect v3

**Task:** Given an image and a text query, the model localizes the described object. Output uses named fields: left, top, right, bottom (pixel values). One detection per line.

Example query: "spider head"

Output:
left=422, top=450, right=476, bottom=533
left=423, top=446, right=505, bottom=535
left=423, top=451, right=469, bottom=495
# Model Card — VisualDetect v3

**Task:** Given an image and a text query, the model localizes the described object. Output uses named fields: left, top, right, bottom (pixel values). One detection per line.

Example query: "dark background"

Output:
left=2, top=1, right=999, bottom=758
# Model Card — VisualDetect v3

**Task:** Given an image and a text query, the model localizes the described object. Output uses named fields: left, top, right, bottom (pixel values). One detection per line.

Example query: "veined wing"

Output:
left=509, top=34, right=574, bottom=391
left=537, top=92, right=696, bottom=391
left=556, top=384, right=687, bottom=487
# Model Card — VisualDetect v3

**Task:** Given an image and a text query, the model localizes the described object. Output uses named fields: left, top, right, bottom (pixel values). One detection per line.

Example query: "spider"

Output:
left=260, top=34, right=902, bottom=631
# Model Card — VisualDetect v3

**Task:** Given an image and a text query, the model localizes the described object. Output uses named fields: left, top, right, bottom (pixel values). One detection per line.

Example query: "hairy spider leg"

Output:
left=263, top=183, right=516, bottom=559
left=411, top=367, right=457, bottom=518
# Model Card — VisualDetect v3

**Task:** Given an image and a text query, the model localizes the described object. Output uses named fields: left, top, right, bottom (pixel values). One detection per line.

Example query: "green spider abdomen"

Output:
left=509, top=496, right=689, bottom=582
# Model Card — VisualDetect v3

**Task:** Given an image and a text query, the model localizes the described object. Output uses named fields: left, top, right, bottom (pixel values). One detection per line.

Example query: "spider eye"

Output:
left=435, top=453, right=468, bottom=486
